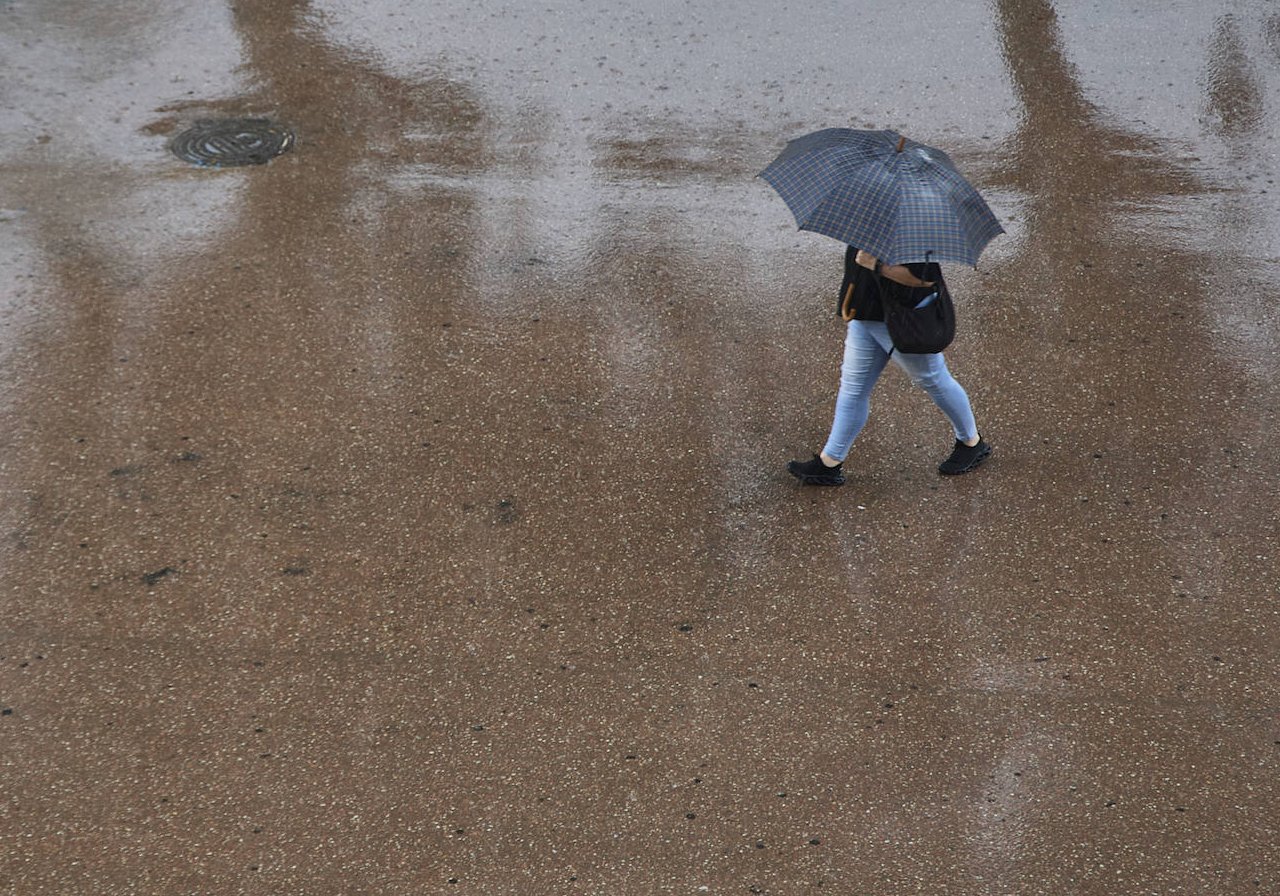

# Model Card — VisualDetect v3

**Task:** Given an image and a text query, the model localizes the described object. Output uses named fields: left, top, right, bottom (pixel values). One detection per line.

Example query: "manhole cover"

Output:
left=170, top=118, right=294, bottom=167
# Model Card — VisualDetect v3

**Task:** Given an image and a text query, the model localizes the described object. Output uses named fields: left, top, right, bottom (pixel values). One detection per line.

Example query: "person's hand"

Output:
left=855, top=249, right=878, bottom=270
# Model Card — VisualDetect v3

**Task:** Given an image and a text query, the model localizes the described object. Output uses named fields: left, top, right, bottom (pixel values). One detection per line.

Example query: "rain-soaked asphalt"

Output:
left=2, top=1, right=1279, bottom=893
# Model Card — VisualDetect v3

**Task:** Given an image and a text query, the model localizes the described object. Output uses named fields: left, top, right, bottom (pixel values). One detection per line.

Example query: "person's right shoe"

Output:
left=938, top=437, right=992, bottom=475
left=787, top=454, right=846, bottom=486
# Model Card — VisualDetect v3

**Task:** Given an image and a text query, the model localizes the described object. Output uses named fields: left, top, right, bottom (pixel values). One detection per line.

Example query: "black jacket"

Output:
left=838, top=245, right=943, bottom=321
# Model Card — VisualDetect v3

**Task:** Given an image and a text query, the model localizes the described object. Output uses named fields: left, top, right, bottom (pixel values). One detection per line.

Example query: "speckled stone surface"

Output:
left=2, top=0, right=1278, bottom=893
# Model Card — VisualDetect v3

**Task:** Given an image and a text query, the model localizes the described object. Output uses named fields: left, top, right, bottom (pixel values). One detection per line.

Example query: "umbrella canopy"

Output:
left=759, top=128, right=1004, bottom=266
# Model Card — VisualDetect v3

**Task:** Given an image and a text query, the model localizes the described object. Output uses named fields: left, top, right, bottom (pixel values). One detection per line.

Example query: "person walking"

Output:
left=787, top=244, right=991, bottom=487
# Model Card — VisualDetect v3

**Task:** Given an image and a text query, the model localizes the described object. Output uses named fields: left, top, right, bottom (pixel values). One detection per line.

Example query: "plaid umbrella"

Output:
left=759, top=128, right=1004, bottom=266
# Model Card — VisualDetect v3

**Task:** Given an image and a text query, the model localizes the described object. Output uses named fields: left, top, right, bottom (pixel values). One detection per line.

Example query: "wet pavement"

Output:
left=2, top=1, right=1279, bottom=893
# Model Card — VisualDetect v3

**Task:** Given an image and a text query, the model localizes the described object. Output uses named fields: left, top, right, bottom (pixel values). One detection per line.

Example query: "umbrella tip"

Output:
left=896, top=136, right=906, bottom=153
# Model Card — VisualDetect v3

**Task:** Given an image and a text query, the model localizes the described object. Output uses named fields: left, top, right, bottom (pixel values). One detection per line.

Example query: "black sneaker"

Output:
left=938, top=438, right=992, bottom=475
left=787, top=454, right=846, bottom=486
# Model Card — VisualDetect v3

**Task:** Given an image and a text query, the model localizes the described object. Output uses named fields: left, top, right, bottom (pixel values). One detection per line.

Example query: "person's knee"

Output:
left=838, top=364, right=877, bottom=396
left=910, top=366, right=944, bottom=391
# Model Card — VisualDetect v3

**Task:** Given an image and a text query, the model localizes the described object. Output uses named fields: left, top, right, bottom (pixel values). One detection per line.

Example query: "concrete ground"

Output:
left=2, top=1, right=1278, bottom=893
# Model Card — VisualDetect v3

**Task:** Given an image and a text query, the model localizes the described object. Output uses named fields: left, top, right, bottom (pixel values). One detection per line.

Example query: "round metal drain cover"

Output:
left=170, top=118, right=294, bottom=167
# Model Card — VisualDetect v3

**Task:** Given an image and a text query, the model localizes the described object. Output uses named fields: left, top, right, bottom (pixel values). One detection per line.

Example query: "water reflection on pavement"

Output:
left=1, top=1, right=1277, bottom=893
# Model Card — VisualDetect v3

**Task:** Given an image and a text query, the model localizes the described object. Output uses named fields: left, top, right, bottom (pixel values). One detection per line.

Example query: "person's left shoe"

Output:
left=938, top=438, right=992, bottom=475
left=787, top=454, right=846, bottom=486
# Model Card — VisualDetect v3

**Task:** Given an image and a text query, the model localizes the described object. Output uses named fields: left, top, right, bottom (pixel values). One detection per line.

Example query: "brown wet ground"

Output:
left=2, top=1, right=1279, bottom=893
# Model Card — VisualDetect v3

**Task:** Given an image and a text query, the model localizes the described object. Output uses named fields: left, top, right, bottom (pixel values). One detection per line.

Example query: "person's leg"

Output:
left=891, top=350, right=991, bottom=473
left=822, top=321, right=893, bottom=461
left=891, top=350, right=978, bottom=442
left=788, top=321, right=892, bottom=485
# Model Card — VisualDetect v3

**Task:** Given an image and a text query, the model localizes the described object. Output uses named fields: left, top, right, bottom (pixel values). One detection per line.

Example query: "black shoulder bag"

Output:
left=879, top=259, right=955, bottom=354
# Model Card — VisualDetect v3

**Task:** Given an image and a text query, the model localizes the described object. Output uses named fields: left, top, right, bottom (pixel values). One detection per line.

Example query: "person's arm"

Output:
left=854, top=249, right=935, bottom=289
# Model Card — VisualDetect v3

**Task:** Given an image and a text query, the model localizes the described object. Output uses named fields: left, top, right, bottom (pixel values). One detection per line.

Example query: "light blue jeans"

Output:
left=822, top=320, right=978, bottom=462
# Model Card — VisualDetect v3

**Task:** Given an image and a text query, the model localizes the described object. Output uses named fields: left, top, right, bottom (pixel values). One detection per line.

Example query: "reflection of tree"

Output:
left=163, top=0, right=496, bottom=400
left=230, top=0, right=493, bottom=176
left=1197, top=12, right=1276, bottom=379
left=958, top=8, right=1275, bottom=893
left=1, top=10, right=515, bottom=888
left=222, top=0, right=490, bottom=293
left=18, top=0, right=496, bottom=420
left=7, top=0, right=498, bottom=584
left=1203, top=14, right=1264, bottom=137
left=990, top=0, right=1193, bottom=248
